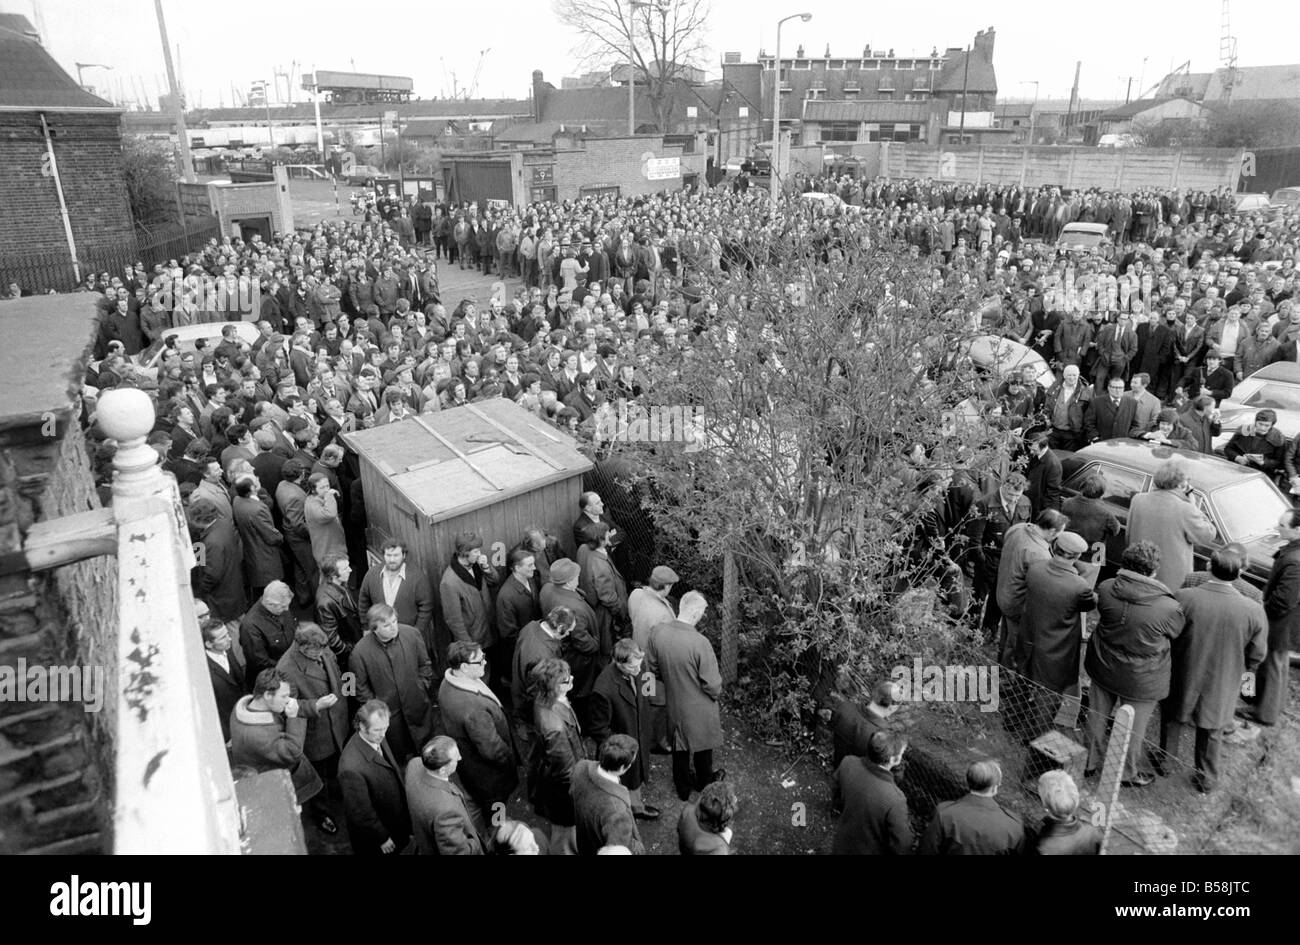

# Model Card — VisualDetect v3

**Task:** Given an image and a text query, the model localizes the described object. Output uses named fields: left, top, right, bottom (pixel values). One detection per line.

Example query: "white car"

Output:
left=1270, top=186, right=1300, bottom=210
left=137, top=322, right=261, bottom=370
left=1232, top=193, right=1273, bottom=214
left=1212, top=361, right=1300, bottom=452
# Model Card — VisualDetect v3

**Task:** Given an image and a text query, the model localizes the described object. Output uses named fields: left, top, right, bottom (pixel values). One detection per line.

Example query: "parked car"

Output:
left=137, top=321, right=261, bottom=370
left=1231, top=193, right=1273, bottom=214
left=1058, top=438, right=1291, bottom=587
left=344, top=164, right=385, bottom=186
left=1270, top=186, right=1300, bottom=210
left=1212, top=361, right=1300, bottom=452
left=964, top=335, right=1054, bottom=389
left=1055, top=222, right=1113, bottom=257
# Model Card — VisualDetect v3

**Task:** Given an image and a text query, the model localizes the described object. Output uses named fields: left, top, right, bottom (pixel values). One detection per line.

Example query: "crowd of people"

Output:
left=70, top=167, right=1299, bottom=853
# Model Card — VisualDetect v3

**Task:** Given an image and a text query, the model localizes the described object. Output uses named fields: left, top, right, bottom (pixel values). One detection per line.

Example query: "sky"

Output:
left=12, top=0, right=1293, bottom=109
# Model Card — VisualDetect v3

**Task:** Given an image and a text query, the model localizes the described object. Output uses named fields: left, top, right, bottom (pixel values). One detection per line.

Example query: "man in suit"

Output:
left=404, top=736, right=485, bottom=855
left=438, top=533, right=499, bottom=671
left=589, top=639, right=659, bottom=820
left=437, top=641, right=518, bottom=825
left=338, top=700, right=412, bottom=855
left=918, top=760, right=1025, bottom=855
left=646, top=591, right=725, bottom=801
left=832, top=729, right=912, bottom=855
left=1084, top=377, right=1129, bottom=443
left=1164, top=547, right=1267, bottom=791
left=829, top=679, right=902, bottom=769
left=202, top=616, right=247, bottom=743
left=358, top=539, right=436, bottom=657
left=231, top=477, right=283, bottom=602
left=1091, top=313, right=1137, bottom=392
left=1025, top=433, right=1063, bottom=517
left=239, top=581, right=296, bottom=678
left=579, top=522, right=627, bottom=662
left=350, top=604, right=435, bottom=763
left=1114, top=372, right=1162, bottom=438
left=570, top=734, right=646, bottom=855
left=189, top=498, right=247, bottom=625
left=1177, top=395, right=1222, bottom=454
left=494, top=546, right=542, bottom=700
left=572, top=491, right=619, bottom=549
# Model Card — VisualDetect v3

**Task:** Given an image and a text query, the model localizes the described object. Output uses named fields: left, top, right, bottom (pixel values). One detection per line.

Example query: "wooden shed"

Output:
left=342, top=399, right=594, bottom=592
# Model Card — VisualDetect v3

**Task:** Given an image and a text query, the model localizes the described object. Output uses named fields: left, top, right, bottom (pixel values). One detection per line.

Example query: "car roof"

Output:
left=1246, top=361, right=1300, bottom=384
left=161, top=322, right=260, bottom=345
left=1065, top=438, right=1260, bottom=490
left=1060, top=222, right=1109, bottom=234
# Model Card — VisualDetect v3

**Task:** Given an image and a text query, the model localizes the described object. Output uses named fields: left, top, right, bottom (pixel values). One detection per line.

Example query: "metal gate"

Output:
left=446, top=159, right=513, bottom=205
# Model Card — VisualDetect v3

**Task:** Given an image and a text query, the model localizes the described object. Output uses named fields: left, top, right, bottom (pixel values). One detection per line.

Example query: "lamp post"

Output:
left=1020, top=80, right=1039, bottom=145
left=771, top=12, right=812, bottom=201
left=627, top=0, right=653, bottom=135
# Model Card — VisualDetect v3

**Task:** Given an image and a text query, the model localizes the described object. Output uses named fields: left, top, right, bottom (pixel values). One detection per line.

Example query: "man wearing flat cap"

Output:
left=1020, top=532, right=1099, bottom=734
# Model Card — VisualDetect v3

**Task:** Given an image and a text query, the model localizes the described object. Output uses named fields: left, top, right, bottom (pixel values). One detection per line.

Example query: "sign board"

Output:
left=531, top=165, right=555, bottom=185
left=644, top=156, right=681, bottom=181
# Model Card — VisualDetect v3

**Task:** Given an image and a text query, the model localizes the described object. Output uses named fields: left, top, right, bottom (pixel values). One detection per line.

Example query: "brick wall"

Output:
left=554, top=137, right=708, bottom=201
left=211, top=182, right=286, bottom=235
left=0, top=111, right=135, bottom=257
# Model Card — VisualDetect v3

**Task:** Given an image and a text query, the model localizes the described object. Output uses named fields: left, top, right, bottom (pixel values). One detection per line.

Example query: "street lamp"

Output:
left=1020, top=80, right=1039, bottom=145
left=627, top=0, right=657, bottom=135
left=771, top=12, right=812, bottom=200
left=75, top=62, right=113, bottom=95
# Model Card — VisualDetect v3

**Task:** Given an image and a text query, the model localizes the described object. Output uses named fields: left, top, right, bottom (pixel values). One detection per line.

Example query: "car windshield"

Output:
left=1059, top=230, right=1107, bottom=249
left=1212, top=477, right=1291, bottom=542
left=1243, top=383, right=1300, bottom=411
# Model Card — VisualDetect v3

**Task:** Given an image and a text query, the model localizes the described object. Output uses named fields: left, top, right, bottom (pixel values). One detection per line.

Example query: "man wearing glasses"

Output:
left=437, top=641, right=519, bottom=833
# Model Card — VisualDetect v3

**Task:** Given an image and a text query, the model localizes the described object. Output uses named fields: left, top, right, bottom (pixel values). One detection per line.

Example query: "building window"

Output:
left=829, top=60, right=844, bottom=70
left=930, top=59, right=943, bottom=70
left=580, top=185, right=620, bottom=198
left=819, top=122, right=859, bottom=142
left=896, top=60, right=914, bottom=70
left=866, top=123, right=923, bottom=142
left=738, top=106, right=749, bottom=118
left=686, top=106, right=698, bottom=118
left=779, top=67, right=789, bottom=82
left=904, top=92, right=928, bottom=101
left=946, top=133, right=973, bottom=145
left=843, top=90, right=859, bottom=99
left=793, top=59, right=811, bottom=70
left=878, top=89, right=893, bottom=99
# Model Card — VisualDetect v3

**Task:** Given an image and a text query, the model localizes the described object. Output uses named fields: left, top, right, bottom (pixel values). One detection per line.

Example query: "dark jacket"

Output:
left=229, top=696, right=322, bottom=805
left=1026, top=448, right=1063, bottom=516
left=677, top=801, right=732, bottom=855
left=495, top=574, right=541, bottom=643
left=832, top=757, right=912, bottom=855
left=1086, top=570, right=1186, bottom=702
left=315, top=580, right=363, bottom=659
left=964, top=490, right=1032, bottom=584
left=275, top=644, right=349, bottom=762
left=570, top=759, right=644, bottom=855
left=588, top=663, right=653, bottom=790
left=205, top=648, right=248, bottom=743
left=439, top=561, right=499, bottom=649
left=1022, top=557, right=1099, bottom=693
left=527, top=699, right=585, bottom=826
left=358, top=564, right=436, bottom=639
left=1223, top=425, right=1288, bottom=478
left=193, top=519, right=247, bottom=624
left=1031, top=816, right=1102, bottom=855
left=239, top=600, right=296, bottom=678
left=338, top=732, right=412, bottom=855
left=436, top=671, right=519, bottom=804
left=350, top=624, right=435, bottom=759
left=1168, top=581, right=1267, bottom=730
left=918, top=793, right=1025, bottom=855
left=1059, top=495, right=1121, bottom=551
left=1264, top=538, right=1300, bottom=652
left=232, top=495, right=283, bottom=588
left=829, top=700, right=889, bottom=770
left=404, top=760, right=484, bottom=855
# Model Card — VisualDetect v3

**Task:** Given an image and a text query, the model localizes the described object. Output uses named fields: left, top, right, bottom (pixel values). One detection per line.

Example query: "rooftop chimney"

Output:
left=972, top=28, right=996, bottom=57
left=531, top=70, right=546, bottom=122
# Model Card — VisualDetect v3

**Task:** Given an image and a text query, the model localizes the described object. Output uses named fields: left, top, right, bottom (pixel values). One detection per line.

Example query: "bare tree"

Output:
left=551, top=0, right=711, bottom=134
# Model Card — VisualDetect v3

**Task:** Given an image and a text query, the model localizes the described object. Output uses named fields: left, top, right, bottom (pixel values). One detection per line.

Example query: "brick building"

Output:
left=0, top=22, right=133, bottom=265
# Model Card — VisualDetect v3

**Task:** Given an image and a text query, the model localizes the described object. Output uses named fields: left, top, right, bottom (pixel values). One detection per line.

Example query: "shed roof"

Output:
left=342, top=398, right=593, bottom=522
left=0, top=24, right=117, bottom=111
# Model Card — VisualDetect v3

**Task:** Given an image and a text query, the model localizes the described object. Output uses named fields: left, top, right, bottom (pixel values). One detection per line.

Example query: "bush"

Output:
left=122, top=135, right=179, bottom=229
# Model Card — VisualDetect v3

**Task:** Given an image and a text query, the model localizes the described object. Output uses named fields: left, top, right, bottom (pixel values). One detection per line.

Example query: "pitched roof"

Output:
left=493, top=120, right=566, bottom=144
left=1098, top=96, right=1203, bottom=120
left=1204, top=64, right=1300, bottom=102
left=803, top=99, right=935, bottom=123
left=0, top=25, right=117, bottom=110
left=932, top=45, right=997, bottom=94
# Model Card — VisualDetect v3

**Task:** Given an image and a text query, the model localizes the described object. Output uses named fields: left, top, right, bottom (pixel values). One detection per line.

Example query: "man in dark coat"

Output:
left=404, top=736, right=485, bottom=855
left=358, top=539, right=436, bottom=653
left=190, top=498, right=247, bottom=624
left=1030, top=770, right=1101, bottom=855
left=589, top=639, right=658, bottom=819
left=1224, top=409, right=1288, bottom=481
left=832, top=730, right=911, bottom=855
left=1021, top=533, right=1098, bottom=731
left=238, top=581, right=296, bottom=677
left=316, top=556, right=362, bottom=663
left=437, top=641, right=518, bottom=821
left=350, top=604, right=435, bottom=763
left=494, top=546, right=542, bottom=698
left=1253, top=509, right=1300, bottom=727
left=231, top=478, right=283, bottom=601
left=579, top=523, right=627, bottom=661
left=1025, top=434, right=1063, bottom=517
left=437, top=533, right=499, bottom=668
left=1083, top=377, right=1128, bottom=443
left=202, top=616, right=248, bottom=743
left=275, top=460, right=317, bottom=609
left=829, top=679, right=901, bottom=769
left=570, top=735, right=645, bottom=855
left=540, top=558, right=602, bottom=716
left=338, top=700, right=412, bottom=855
left=1164, top=547, right=1267, bottom=791
left=511, top=607, right=572, bottom=723
left=964, top=473, right=1032, bottom=631
left=918, top=760, right=1025, bottom=855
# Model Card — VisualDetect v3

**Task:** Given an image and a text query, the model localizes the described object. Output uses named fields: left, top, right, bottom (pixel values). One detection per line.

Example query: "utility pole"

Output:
left=1125, top=77, right=1133, bottom=104
left=958, top=45, right=971, bottom=143
left=1066, top=61, right=1081, bottom=135
left=153, top=0, right=194, bottom=182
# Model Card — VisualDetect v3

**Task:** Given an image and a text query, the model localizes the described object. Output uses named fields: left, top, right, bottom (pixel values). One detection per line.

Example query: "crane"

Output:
left=466, top=48, right=490, bottom=99
left=1219, top=0, right=1238, bottom=105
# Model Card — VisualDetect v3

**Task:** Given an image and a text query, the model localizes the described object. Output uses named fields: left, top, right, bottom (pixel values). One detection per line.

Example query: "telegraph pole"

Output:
left=153, top=0, right=194, bottom=182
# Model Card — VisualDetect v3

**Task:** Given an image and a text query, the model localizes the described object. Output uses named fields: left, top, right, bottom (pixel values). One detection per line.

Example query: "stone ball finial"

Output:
left=97, top=388, right=155, bottom=444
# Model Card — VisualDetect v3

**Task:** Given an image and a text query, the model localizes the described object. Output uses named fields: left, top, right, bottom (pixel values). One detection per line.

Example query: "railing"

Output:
left=0, top=217, right=222, bottom=295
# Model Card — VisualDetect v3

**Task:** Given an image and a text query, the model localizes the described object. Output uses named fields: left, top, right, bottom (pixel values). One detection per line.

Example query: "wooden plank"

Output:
left=22, top=508, right=116, bottom=572
left=413, top=414, right=503, bottom=492
left=464, top=403, right=565, bottom=470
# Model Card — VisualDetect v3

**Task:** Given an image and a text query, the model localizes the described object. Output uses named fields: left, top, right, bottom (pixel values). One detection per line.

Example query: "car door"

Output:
left=1061, top=460, right=1151, bottom=564
left=1187, top=487, right=1225, bottom=577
